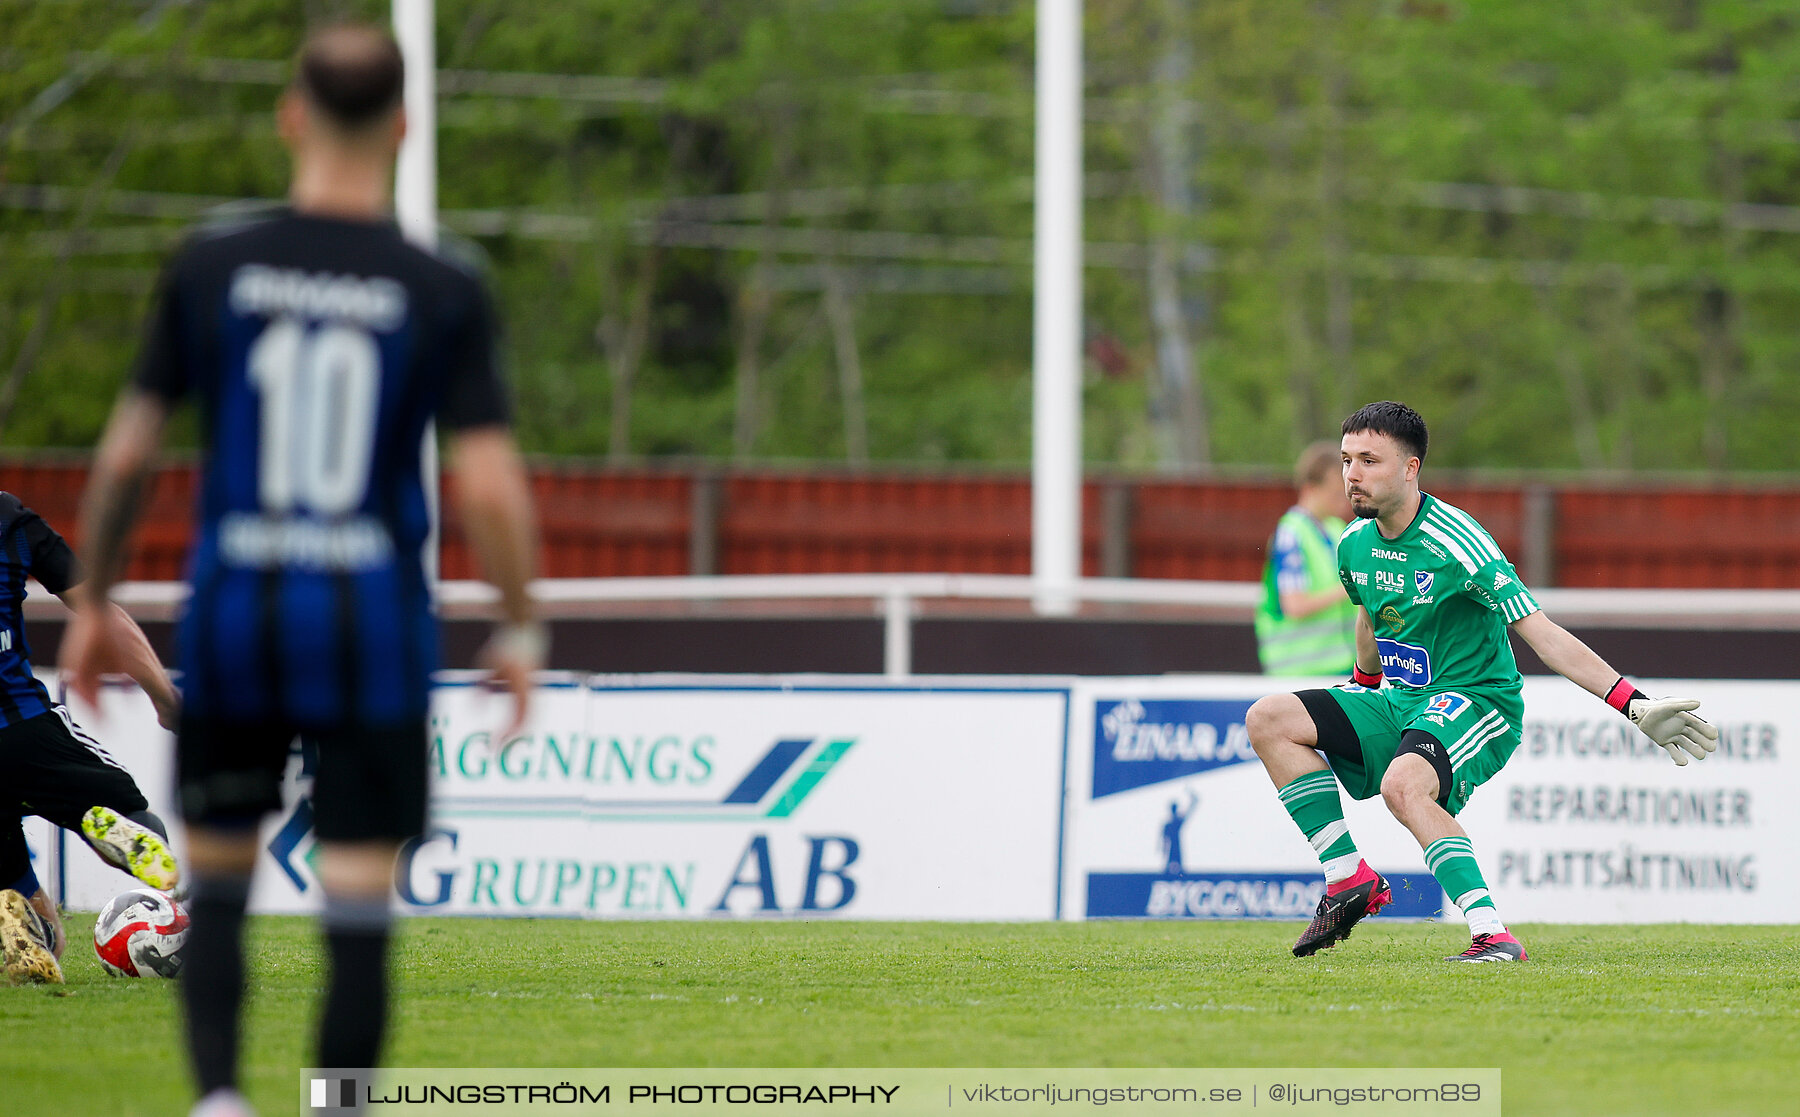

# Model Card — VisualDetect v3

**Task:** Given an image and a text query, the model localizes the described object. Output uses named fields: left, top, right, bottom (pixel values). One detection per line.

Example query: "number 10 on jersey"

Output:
left=247, top=316, right=380, bottom=516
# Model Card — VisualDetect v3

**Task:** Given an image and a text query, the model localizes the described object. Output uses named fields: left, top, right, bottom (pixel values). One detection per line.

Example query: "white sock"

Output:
left=1455, top=888, right=1507, bottom=937
left=1322, top=852, right=1363, bottom=886
left=1308, top=818, right=1363, bottom=886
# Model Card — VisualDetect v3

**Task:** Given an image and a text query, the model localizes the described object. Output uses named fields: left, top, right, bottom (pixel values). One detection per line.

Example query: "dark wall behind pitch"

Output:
left=29, top=616, right=1795, bottom=680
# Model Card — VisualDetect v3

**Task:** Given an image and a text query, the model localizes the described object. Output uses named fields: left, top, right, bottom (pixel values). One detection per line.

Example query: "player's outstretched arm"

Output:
left=60, top=390, right=169, bottom=711
left=54, top=585, right=180, bottom=729
left=1510, top=610, right=1719, bottom=765
left=449, top=425, right=543, bottom=741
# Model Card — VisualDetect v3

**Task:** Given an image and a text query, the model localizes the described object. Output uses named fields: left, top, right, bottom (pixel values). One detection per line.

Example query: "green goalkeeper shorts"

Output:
left=1316, top=682, right=1523, bottom=816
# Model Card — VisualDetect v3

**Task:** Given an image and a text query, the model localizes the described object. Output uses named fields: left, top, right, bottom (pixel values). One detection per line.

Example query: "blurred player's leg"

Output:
left=170, top=715, right=290, bottom=1117
left=316, top=840, right=400, bottom=1074
left=308, top=720, right=426, bottom=1080
left=180, top=826, right=258, bottom=1108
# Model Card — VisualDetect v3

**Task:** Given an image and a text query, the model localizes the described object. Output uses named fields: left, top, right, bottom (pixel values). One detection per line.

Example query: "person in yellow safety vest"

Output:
left=1256, top=441, right=1359, bottom=676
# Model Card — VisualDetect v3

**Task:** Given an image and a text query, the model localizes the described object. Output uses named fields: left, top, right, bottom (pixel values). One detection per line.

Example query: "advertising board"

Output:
left=42, top=674, right=1071, bottom=922
left=1061, top=677, right=1440, bottom=922
left=1062, top=676, right=1798, bottom=924
left=30, top=671, right=1796, bottom=925
left=1458, top=679, right=1793, bottom=923
left=406, top=676, right=1071, bottom=919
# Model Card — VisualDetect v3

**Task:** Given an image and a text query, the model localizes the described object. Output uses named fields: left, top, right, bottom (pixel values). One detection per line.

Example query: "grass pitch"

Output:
left=4, top=917, right=1796, bottom=1116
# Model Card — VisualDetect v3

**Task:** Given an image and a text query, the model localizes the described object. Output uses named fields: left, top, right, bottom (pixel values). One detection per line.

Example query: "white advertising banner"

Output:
left=34, top=674, right=1071, bottom=922
left=1061, top=675, right=1798, bottom=924
left=24, top=671, right=1796, bottom=924
left=1061, top=675, right=1442, bottom=922
left=1462, top=678, right=1794, bottom=923
left=406, top=676, right=1071, bottom=920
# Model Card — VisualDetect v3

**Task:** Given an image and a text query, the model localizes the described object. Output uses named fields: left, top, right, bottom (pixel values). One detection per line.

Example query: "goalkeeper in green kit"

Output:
left=1246, top=401, right=1720, bottom=962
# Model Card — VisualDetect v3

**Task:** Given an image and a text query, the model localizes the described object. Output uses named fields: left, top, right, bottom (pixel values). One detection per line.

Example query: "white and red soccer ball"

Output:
left=93, top=887, right=189, bottom=978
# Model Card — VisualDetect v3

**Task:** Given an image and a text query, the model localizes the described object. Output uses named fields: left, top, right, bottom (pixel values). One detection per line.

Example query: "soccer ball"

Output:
left=93, top=888, right=189, bottom=978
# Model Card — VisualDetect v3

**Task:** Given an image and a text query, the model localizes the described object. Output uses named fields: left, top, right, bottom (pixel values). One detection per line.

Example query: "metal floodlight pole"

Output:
left=1032, top=0, right=1083, bottom=616
left=393, top=0, right=440, bottom=582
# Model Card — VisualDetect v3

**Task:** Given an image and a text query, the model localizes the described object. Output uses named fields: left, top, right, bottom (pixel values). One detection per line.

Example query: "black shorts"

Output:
left=178, top=717, right=428, bottom=843
left=1, top=707, right=150, bottom=885
left=1296, top=689, right=1362, bottom=763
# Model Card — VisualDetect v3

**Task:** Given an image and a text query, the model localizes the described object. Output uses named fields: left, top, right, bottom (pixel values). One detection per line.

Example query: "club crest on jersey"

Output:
left=1424, top=692, right=1470, bottom=721
left=1414, top=571, right=1434, bottom=595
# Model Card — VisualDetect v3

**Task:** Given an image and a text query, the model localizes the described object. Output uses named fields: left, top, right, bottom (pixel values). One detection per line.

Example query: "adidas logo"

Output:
left=1418, top=741, right=1437, bottom=755
left=1493, top=571, right=1512, bottom=590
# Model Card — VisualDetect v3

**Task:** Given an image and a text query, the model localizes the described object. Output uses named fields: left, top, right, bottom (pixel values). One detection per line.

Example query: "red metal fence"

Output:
left=3, top=459, right=1794, bottom=588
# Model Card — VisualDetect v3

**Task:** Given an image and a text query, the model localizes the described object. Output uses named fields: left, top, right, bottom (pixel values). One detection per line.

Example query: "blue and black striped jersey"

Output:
left=133, top=207, right=509, bottom=727
left=0, top=494, right=80, bottom=727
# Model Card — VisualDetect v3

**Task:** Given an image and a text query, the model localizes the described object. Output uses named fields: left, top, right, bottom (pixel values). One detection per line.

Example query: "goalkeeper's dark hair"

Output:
left=1342, top=400, right=1428, bottom=463
left=295, top=23, right=405, bottom=131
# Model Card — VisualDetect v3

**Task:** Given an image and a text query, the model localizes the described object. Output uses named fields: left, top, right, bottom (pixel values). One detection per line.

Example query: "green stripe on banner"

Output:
left=765, top=739, right=857, bottom=818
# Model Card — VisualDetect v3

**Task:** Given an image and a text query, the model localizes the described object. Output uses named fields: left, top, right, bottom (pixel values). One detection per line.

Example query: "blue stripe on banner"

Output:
left=720, top=739, right=813, bottom=804
left=1086, top=871, right=1443, bottom=920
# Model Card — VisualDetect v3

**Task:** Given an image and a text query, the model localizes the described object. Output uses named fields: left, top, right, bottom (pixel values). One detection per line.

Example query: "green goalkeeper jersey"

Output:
left=1336, top=492, right=1540, bottom=693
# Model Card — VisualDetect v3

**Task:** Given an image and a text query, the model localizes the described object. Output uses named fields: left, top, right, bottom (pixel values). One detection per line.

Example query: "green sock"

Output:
left=1277, top=770, right=1361, bottom=883
left=1424, top=835, right=1505, bottom=935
